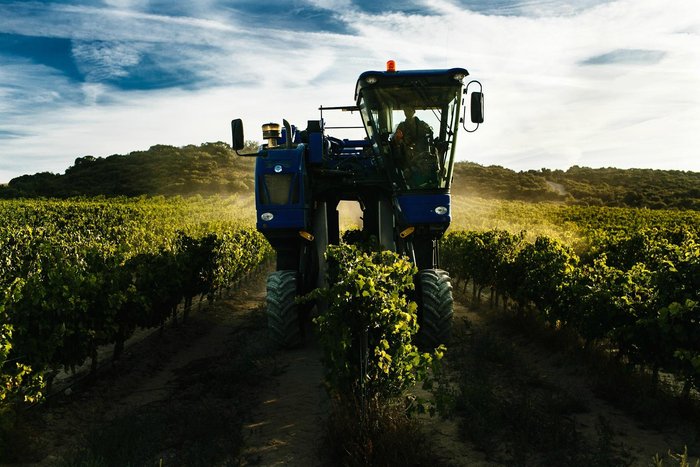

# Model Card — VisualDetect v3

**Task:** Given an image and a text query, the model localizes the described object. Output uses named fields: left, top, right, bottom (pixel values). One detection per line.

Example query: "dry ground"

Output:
left=449, top=295, right=699, bottom=466
left=10, top=271, right=698, bottom=466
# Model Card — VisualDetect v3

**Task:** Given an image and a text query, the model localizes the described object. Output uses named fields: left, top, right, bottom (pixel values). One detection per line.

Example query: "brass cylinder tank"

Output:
left=262, top=123, right=280, bottom=148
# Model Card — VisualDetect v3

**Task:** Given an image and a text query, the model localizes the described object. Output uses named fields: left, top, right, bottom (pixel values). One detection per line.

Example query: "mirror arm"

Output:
left=462, top=120, right=480, bottom=133
left=465, top=80, right=483, bottom=95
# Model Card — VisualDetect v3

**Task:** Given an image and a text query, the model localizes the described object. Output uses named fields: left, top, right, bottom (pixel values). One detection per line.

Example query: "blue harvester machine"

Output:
left=232, top=61, right=484, bottom=348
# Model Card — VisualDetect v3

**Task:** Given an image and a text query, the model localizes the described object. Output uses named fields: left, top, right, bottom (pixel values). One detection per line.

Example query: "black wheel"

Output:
left=266, top=270, right=301, bottom=348
left=418, top=269, right=454, bottom=348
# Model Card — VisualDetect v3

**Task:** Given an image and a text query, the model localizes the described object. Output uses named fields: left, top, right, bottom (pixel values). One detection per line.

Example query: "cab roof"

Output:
left=354, top=67, right=469, bottom=101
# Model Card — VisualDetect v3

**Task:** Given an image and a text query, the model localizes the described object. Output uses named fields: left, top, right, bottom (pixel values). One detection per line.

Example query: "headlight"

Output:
left=434, top=206, right=448, bottom=215
left=274, top=164, right=283, bottom=173
left=261, top=212, right=274, bottom=221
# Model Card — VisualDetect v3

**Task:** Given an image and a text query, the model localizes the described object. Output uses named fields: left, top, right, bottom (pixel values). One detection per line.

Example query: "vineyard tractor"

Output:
left=232, top=60, right=484, bottom=348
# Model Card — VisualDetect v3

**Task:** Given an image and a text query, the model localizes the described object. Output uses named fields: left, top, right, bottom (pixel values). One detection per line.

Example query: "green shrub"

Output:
left=313, top=243, right=447, bottom=465
left=314, top=243, right=441, bottom=402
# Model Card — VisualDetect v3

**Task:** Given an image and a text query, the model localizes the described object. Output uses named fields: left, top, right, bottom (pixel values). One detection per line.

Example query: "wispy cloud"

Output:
left=0, top=130, right=28, bottom=139
left=1, top=0, right=700, bottom=182
left=580, top=49, right=667, bottom=65
left=72, top=40, right=140, bottom=81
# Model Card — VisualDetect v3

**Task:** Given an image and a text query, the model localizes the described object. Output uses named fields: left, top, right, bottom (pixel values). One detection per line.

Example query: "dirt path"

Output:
left=20, top=270, right=326, bottom=466
left=502, top=330, right=692, bottom=463
left=453, top=294, right=699, bottom=466
left=241, top=342, right=327, bottom=466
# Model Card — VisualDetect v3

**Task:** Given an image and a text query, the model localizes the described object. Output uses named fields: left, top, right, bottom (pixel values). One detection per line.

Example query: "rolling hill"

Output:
left=2, top=143, right=698, bottom=210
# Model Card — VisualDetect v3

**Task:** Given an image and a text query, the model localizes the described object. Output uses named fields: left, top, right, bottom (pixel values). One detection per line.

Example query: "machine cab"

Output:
left=355, top=66, right=472, bottom=191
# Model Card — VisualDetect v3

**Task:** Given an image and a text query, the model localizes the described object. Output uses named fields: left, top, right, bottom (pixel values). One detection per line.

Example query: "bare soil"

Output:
left=240, top=341, right=327, bottom=466
left=450, top=295, right=700, bottom=466
left=15, top=270, right=275, bottom=465
left=10, top=272, right=698, bottom=466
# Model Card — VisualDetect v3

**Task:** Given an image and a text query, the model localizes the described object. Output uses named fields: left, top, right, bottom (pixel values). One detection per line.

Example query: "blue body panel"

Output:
left=395, top=193, right=451, bottom=225
left=255, top=144, right=308, bottom=232
left=308, top=132, right=324, bottom=164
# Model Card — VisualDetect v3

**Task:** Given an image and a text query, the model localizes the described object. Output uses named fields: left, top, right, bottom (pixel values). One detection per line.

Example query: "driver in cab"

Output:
left=391, top=107, right=438, bottom=186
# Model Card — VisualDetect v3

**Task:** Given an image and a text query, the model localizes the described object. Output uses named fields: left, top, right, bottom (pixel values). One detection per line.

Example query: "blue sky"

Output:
left=1, top=0, right=699, bottom=182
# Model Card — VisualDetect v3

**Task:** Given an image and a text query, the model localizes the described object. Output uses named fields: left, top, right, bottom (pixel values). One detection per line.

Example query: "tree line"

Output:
left=0, top=142, right=257, bottom=198
left=2, top=144, right=698, bottom=211
left=451, top=162, right=700, bottom=210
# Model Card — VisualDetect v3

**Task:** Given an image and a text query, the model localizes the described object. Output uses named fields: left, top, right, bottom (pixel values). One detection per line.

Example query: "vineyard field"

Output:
left=0, top=195, right=268, bottom=414
left=2, top=193, right=699, bottom=464
left=444, top=197, right=700, bottom=398
left=451, top=195, right=700, bottom=245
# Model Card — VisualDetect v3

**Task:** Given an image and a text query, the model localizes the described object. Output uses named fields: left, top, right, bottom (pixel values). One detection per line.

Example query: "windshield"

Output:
left=359, top=85, right=461, bottom=190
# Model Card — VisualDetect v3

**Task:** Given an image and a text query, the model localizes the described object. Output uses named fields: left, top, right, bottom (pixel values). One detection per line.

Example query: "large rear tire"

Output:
left=266, top=270, right=302, bottom=348
left=418, top=269, right=454, bottom=348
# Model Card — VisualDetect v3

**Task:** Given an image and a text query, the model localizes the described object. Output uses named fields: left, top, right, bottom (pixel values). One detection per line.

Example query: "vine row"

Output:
left=442, top=225, right=699, bottom=397
left=0, top=197, right=270, bottom=407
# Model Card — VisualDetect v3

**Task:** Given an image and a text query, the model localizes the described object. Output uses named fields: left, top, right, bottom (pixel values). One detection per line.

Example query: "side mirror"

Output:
left=462, top=81, right=484, bottom=133
left=231, top=119, right=245, bottom=150
left=470, top=92, right=484, bottom=124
